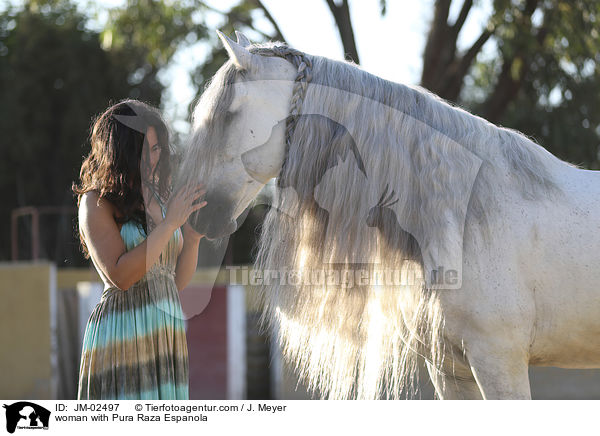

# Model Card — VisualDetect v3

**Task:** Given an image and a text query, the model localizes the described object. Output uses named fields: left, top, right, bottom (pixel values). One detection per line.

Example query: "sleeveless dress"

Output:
left=77, top=195, right=189, bottom=400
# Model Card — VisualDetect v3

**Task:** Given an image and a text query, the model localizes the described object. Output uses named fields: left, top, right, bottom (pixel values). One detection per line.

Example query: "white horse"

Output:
left=177, top=29, right=600, bottom=399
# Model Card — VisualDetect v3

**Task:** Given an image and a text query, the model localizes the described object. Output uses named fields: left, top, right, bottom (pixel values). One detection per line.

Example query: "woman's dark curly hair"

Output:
left=72, top=99, right=173, bottom=258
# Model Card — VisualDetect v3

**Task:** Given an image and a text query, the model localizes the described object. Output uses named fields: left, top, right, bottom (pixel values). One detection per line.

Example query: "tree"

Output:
left=0, top=0, right=201, bottom=262
left=466, top=1, right=600, bottom=168
left=101, top=0, right=204, bottom=102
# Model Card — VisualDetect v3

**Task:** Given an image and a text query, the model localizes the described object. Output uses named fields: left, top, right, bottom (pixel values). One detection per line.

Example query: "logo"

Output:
left=2, top=402, right=50, bottom=433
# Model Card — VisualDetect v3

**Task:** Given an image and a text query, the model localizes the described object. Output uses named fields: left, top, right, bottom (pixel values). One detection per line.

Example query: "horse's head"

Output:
left=179, top=30, right=302, bottom=239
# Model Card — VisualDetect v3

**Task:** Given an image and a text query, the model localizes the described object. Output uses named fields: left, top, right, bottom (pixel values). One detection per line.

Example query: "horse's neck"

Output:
left=306, top=57, right=564, bottom=193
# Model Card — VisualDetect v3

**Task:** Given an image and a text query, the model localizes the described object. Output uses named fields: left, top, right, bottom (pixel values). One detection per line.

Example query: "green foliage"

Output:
left=379, top=0, right=387, bottom=16
left=0, top=2, right=121, bottom=262
left=465, top=0, right=600, bottom=168
left=104, top=0, right=205, bottom=99
left=505, top=75, right=600, bottom=167
left=0, top=0, right=198, bottom=262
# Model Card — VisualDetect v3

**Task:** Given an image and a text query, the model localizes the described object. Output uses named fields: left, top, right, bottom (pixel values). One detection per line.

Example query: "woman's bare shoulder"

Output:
left=79, top=191, right=124, bottom=227
left=80, top=191, right=115, bottom=214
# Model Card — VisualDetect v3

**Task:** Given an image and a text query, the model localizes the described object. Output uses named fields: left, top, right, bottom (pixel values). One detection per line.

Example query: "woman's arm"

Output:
left=80, top=185, right=205, bottom=291
left=174, top=222, right=204, bottom=291
left=79, top=191, right=177, bottom=290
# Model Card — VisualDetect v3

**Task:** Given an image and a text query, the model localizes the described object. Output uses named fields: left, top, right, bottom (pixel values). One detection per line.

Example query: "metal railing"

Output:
left=11, top=206, right=76, bottom=260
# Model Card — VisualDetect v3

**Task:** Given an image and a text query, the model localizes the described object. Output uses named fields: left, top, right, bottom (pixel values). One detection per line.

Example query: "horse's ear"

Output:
left=216, top=29, right=255, bottom=70
left=235, top=30, right=252, bottom=48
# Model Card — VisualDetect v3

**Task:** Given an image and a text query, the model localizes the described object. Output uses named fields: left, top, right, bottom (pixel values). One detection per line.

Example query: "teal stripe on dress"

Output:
left=82, top=307, right=186, bottom=349
left=119, top=382, right=190, bottom=401
left=84, top=285, right=187, bottom=340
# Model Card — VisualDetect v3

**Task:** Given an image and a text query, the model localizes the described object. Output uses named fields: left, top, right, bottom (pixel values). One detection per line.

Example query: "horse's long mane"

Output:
left=190, top=41, right=564, bottom=399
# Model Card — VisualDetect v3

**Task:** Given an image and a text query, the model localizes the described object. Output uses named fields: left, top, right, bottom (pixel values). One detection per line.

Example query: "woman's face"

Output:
left=143, top=126, right=161, bottom=182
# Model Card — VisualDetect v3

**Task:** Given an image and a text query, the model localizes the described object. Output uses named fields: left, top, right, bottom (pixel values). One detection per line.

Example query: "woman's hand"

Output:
left=164, top=183, right=207, bottom=231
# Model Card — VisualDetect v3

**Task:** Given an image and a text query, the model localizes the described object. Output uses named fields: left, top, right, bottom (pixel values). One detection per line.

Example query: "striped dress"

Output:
left=77, top=198, right=189, bottom=400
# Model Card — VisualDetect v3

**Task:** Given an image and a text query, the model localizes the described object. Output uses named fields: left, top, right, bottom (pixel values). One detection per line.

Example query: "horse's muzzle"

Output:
left=188, top=191, right=238, bottom=239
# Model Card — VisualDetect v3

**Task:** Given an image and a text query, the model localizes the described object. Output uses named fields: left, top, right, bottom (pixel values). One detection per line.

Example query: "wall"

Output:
left=0, top=262, right=56, bottom=399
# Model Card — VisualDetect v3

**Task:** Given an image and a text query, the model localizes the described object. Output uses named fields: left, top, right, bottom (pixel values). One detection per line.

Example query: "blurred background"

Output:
left=1, top=0, right=600, bottom=400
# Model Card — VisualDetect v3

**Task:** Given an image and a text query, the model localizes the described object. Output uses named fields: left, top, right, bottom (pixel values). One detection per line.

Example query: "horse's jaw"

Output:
left=188, top=189, right=239, bottom=240
left=205, top=219, right=238, bottom=241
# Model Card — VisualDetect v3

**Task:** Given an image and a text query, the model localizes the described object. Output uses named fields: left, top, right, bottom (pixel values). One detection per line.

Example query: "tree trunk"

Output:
left=420, top=0, right=545, bottom=123
left=325, top=0, right=360, bottom=64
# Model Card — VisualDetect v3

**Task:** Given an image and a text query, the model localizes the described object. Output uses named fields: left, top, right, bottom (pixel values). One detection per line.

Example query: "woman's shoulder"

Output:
left=80, top=190, right=124, bottom=221
left=81, top=190, right=112, bottom=211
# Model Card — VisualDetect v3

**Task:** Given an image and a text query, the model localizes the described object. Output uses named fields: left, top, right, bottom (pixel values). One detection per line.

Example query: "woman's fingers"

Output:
left=191, top=184, right=205, bottom=196
left=185, top=200, right=207, bottom=219
left=193, top=201, right=207, bottom=213
left=167, top=183, right=207, bottom=224
left=184, top=184, right=205, bottom=199
left=186, top=188, right=206, bottom=206
left=194, top=190, right=206, bottom=201
left=190, top=186, right=206, bottom=197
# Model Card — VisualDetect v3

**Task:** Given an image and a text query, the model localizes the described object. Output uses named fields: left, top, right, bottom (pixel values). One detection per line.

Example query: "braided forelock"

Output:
left=247, top=44, right=313, bottom=175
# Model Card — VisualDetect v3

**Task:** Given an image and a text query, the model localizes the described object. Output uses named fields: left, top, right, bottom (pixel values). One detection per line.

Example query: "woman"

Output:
left=72, top=99, right=206, bottom=399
